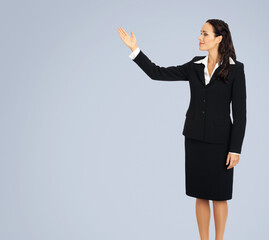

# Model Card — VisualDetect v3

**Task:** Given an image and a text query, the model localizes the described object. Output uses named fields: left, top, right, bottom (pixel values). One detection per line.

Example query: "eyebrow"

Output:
left=200, top=30, right=207, bottom=32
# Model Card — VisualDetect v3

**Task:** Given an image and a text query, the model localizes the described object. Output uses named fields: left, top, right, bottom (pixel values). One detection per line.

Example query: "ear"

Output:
left=218, top=35, right=223, bottom=43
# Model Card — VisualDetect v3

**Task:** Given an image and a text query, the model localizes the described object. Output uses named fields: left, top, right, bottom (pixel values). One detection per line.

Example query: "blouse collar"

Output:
left=194, top=55, right=235, bottom=66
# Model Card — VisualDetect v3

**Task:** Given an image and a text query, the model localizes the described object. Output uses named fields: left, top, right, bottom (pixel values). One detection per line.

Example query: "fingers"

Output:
left=226, top=153, right=230, bottom=166
left=227, top=159, right=236, bottom=169
left=118, top=27, right=124, bottom=33
left=117, top=28, right=124, bottom=38
left=227, top=161, right=233, bottom=169
left=117, top=28, right=125, bottom=39
left=121, top=27, right=127, bottom=35
left=226, top=153, right=233, bottom=169
left=226, top=154, right=240, bottom=169
left=118, top=27, right=128, bottom=38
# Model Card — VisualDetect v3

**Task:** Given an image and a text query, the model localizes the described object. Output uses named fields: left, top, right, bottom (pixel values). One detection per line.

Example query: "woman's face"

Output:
left=198, top=22, right=222, bottom=52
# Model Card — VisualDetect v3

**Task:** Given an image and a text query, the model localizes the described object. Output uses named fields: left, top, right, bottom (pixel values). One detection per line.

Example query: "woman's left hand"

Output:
left=226, top=153, right=240, bottom=169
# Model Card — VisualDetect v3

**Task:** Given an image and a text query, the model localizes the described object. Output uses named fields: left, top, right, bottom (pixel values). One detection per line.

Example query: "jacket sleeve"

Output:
left=132, top=49, right=194, bottom=81
left=228, top=63, right=247, bottom=154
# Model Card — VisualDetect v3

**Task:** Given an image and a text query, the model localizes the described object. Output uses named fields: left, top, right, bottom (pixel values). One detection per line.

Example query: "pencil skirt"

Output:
left=185, top=136, right=234, bottom=201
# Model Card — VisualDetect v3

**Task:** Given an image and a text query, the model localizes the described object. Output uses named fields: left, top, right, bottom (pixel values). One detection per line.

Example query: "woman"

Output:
left=117, top=19, right=247, bottom=240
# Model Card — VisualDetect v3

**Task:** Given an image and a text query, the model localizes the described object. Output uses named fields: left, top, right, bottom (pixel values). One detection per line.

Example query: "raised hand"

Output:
left=117, top=27, right=138, bottom=51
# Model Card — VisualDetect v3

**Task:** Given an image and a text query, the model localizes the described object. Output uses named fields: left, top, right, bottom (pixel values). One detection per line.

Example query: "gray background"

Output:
left=0, top=0, right=267, bottom=239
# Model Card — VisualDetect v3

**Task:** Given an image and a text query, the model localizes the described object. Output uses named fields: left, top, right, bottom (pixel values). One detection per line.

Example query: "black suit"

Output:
left=132, top=49, right=247, bottom=154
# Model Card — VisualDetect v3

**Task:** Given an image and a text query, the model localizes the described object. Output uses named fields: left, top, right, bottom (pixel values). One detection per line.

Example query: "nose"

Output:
left=198, top=37, right=203, bottom=43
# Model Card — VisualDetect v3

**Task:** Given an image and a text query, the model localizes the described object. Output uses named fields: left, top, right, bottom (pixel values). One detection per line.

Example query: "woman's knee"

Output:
left=196, top=198, right=210, bottom=203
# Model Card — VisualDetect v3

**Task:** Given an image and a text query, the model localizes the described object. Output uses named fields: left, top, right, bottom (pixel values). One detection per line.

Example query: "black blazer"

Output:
left=132, top=49, right=247, bottom=154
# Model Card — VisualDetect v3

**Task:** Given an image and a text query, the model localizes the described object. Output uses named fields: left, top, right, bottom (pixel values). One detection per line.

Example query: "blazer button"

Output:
left=202, top=111, right=205, bottom=114
left=203, top=99, right=206, bottom=102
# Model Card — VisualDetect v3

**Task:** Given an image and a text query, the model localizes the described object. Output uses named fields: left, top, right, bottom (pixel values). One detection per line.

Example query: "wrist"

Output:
left=130, top=46, right=138, bottom=52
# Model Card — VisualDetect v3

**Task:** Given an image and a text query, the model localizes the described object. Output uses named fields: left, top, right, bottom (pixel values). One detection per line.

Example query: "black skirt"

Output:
left=185, top=136, right=234, bottom=201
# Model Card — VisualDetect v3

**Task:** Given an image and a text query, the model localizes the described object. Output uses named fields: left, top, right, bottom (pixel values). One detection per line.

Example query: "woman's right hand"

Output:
left=117, top=27, right=138, bottom=51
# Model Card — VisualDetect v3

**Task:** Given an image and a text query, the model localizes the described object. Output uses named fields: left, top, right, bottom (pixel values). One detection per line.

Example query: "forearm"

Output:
left=129, top=48, right=193, bottom=81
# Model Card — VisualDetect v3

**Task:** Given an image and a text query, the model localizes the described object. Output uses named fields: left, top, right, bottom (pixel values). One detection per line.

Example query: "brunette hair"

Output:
left=206, top=19, right=236, bottom=83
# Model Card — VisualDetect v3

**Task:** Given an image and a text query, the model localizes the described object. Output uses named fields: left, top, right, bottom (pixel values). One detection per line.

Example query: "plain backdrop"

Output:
left=0, top=0, right=268, bottom=239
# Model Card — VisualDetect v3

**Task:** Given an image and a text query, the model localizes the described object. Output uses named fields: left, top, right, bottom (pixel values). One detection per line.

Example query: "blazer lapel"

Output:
left=195, top=64, right=237, bottom=87
left=194, top=63, right=207, bottom=87
left=193, top=56, right=236, bottom=87
left=206, top=66, right=222, bottom=87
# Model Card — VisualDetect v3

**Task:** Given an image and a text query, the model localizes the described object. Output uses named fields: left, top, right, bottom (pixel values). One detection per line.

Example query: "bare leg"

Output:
left=196, top=198, right=210, bottom=240
left=212, top=200, right=228, bottom=240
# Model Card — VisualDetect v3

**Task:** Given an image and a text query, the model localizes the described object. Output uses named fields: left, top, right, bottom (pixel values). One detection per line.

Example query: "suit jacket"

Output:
left=132, top=49, right=247, bottom=154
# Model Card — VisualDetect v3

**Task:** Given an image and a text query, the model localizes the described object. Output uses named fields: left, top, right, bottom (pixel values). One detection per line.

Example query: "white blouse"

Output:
left=129, top=47, right=240, bottom=155
left=194, top=55, right=235, bottom=84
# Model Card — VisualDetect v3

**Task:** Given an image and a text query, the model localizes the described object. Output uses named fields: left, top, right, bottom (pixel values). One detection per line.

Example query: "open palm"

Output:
left=118, top=27, right=137, bottom=50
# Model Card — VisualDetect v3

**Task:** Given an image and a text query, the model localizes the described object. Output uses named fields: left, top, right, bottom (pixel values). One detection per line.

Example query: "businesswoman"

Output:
left=117, top=19, right=247, bottom=240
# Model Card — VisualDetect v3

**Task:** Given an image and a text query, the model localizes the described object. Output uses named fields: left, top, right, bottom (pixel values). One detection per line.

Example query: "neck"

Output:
left=208, top=50, right=220, bottom=65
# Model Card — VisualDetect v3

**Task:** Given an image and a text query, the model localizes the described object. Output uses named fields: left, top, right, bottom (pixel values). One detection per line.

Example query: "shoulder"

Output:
left=231, top=60, right=245, bottom=82
left=234, top=59, right=244, bottom=67
left=191, top=56, right=206, bottom=62
left=232, top=60, right=245, bottom=76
